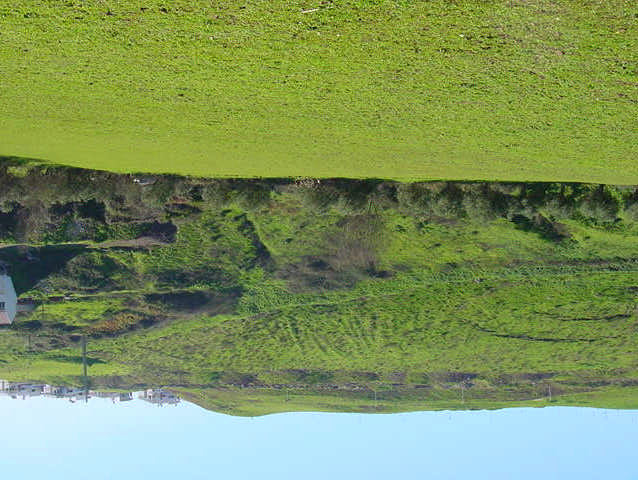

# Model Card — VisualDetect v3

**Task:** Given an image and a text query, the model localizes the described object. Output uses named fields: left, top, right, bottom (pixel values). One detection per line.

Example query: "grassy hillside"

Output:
left=1, top=163, right=637, bottom=414
left=1, top=1, right=637, bottom=182
left=175, top=385, right=638, bottom=416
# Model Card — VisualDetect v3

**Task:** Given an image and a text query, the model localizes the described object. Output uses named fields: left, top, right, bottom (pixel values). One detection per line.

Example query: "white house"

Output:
left=0, top=275, right=17, bottom=325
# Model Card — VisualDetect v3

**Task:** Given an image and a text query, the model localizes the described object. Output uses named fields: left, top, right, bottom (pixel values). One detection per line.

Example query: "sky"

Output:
left=0, top=396, right=636, bottom=480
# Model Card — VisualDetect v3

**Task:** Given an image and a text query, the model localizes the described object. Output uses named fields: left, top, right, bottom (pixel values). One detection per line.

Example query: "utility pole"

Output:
left=81, top=335, right=89, bottom=402
left=82, top=335, right=88, bottom=379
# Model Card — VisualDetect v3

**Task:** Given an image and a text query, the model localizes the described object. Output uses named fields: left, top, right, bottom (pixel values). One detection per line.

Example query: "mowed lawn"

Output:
left=1, top=0, right=637, bottom=182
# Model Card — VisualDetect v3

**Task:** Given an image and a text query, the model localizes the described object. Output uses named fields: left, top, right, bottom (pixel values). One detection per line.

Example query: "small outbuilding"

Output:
left=0, top=274, right=17, bottom=325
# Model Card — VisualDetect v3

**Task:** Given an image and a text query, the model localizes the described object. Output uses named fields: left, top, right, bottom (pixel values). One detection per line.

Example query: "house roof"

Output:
left=0, top=312, right=12, bottom=325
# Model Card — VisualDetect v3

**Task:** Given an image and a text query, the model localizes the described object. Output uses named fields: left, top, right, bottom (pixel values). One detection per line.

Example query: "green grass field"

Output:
left=1, top=0, right=637, bottom=182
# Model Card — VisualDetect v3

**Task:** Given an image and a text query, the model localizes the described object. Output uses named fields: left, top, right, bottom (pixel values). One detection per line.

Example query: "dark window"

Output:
left=0, top=302, right=5, bottom=310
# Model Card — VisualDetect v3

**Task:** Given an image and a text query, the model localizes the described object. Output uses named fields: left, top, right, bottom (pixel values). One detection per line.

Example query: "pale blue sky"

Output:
left=0, top=396, right=636, bottom=479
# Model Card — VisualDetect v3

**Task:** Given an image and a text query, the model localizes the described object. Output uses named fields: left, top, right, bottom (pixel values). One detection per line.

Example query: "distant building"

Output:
left=0, top=274, right=17, bottom=325
left=0, top=382, right=47, bottom=399
left=47, top=385, right=88, bottom=400
left=94, top=391, right=134, bottom=403
left=118, top=392, right=134, bottom=402
left=139, top=389, right=180, bottom=406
